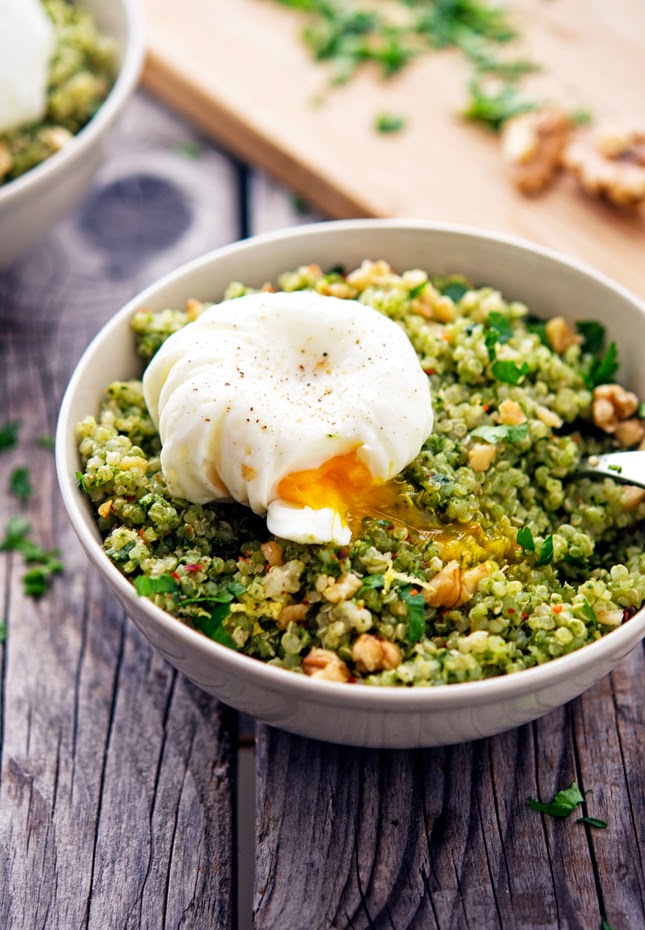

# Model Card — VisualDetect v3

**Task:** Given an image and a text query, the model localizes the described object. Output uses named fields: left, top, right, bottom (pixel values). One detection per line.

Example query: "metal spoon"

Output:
left=575, top=450, right=645, bottom=489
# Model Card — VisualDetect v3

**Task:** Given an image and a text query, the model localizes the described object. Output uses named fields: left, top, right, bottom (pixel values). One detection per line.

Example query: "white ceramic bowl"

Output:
left=0, top=0, right=144, bottom=266
left=56, top=220, right=645, bottom=748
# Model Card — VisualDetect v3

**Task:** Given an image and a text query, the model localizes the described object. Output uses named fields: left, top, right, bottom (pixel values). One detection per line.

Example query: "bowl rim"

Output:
left=56, top=218, right=645, bottom=710
left=0, top=0, right=145, bottom=208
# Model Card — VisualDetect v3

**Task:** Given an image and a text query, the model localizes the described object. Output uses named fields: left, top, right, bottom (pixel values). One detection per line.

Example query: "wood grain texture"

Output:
left=254, top=644, right=644, bottom=930
left=0, top=94, right=240, bottom=930
left=142, top=0, right=645, bottom=296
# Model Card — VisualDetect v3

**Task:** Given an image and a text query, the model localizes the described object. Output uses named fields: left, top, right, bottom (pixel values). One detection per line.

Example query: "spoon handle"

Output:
left=577, top=451, right=645, bottom=489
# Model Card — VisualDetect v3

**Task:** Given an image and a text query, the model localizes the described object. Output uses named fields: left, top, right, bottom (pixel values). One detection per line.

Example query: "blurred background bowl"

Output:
left=0, top=0, right=144, bottom=267
left=56, top=219, right=645, bottom=748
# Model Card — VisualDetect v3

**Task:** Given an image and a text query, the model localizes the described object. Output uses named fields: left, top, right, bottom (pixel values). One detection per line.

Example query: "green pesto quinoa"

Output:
left=76, top=260, right=645, bottom=686
left=0, top=0, right=115, bottom=185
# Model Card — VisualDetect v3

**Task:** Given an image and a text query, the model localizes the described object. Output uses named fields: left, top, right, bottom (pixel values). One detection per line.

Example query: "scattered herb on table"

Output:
left=0, top=420, right=21, bottom=452
left=0, top=621, right=6, bottom=642
left=36, top=436, right=56, bottom=450
left=527, top=781, right=585, bottom=817
left=9, top=467, right=32, bottom=502
left=576, top=816, right=608, bottom=829
left=0, top=517, right=63, bottom=598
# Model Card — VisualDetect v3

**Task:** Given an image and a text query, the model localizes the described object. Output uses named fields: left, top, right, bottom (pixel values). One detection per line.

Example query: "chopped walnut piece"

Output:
left=277, top=603, right=309, bottom=629
left=622, top=486, right=645, bottom=511
left=423, top=560, right=491, bottom=609
left=592, top=384, right=639, bottom=433
left=97, top=499, right=113, bottom=519
left=563, top=125, right=645, bottom=207
left=498, top=399, right=526, bottom=425
left=614, top=418, right=645, bottom=448
left=302, top=648, right=351, bottom=682
left=501, top=108, right=572, bottom=194
left=545, top=316, right=582, bottom=355
left=322, top=572, right=363, bottom=603
left=352, top=634, right=402, bottom=673
left=261, top=540, right=284, bottom=567
left=469, top=443, right=497, bottom=472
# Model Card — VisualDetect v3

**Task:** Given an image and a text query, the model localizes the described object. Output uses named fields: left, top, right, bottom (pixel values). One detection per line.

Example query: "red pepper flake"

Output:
left=507, top=607, right=516, bottom=614
left=552, top=604, right=563, bottom=614
left=423, top=367, right=436, bottom=376
left=185, top=563, right=202, bottom=574
left=139, top=528, right=146, bottom=538
left=411, top=588, right=419, bottom=596
left=171, top=571, right=180, bottom=580
left=521, top=612, right=529, bottom=620
left=482, top=404, right=490, bottom=412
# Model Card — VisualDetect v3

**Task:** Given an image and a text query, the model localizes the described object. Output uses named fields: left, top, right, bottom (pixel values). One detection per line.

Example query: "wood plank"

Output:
left=142, top=0, right=645, bottom=296
left=254, top=646, right=644, bottom=929
left=0, top=94, right=240, bottom=930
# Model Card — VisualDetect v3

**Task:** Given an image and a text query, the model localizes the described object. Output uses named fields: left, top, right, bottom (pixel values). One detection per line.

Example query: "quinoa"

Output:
left=0, top=0, right=116, bottom=185
left=76, top=260, right=645, bottom=686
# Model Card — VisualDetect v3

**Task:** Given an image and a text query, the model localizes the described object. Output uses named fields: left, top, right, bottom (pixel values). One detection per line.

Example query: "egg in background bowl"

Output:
left=56, top=220, right=645, bottom=748
left=0, top=0, right=144, bottom=266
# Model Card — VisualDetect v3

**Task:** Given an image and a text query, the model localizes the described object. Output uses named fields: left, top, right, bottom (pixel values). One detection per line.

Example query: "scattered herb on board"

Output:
left=0, top=420, right=20, bottom=452
left=272, top=0, right=542, bottom=130
left=375, top=112, right=406, bottom=133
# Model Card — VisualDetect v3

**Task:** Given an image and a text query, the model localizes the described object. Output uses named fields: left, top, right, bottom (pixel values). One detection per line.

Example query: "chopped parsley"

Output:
left=400, top=585, right=426, bottom=643
left=471, top=422, right=528, bottom=444
left=0, top=420, right=20, bottom=452
left=375, top=112, right=406, bottom=133
left=358, top=573, right=386, bottom=591
left=576, top=816, right=608, bottom=829
left=134, top=574, right=180, bottom=596
left=527, top=781, right=585, bottom=817
left=576, top=320, right=606, bottom=355
left=583, top=341, right=619, bottom=389
left=0, top=621, right=6, bottom=642
left=9, top=467, right=32, bottom=502
left=491, top=359, right=530, bottom=384
left=463, top=77, right=537, bottom=131
left=580, top=597, right=596, bottom=625
left=516, top=526, right=535, bottom=551
left=36, top=435, right=56, bottom=450
left=535, top=535, right=554, bottom=567
left=0, top=517, right=63, bottom=597
left=487, top=311, right=513, bottom=344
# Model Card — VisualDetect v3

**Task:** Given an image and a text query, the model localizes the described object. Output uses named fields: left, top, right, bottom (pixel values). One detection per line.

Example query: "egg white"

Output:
left=143, top=290, right=433, bottom=544
left=0, top=0, right=55, bottom=135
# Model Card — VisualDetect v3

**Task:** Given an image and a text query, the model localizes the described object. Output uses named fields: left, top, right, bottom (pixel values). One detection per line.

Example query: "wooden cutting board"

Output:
left=141, top=0, right=645, bottom=296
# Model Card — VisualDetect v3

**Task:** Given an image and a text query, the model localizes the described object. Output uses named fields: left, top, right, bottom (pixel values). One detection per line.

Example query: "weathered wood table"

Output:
left=1, top=94, right=643, bottom=930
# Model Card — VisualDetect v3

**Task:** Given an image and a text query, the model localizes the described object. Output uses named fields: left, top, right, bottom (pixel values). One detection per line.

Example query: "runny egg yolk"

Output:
left=276, top=450, right=429, bottom=537
left=276, top=450, right=517, bottom=563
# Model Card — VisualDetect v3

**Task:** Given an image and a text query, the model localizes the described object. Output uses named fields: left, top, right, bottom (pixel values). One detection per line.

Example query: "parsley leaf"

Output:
left=0, top=516, right=32, bottom=551
left=227, top=580, right=247, bottom=598
left=0, top=621, right=6, bottom=642
left=527, top=781, right=584, bottom=817
left=359, top=573, right=385, bottom=591
left=193, top=602, right=237, bottom=649
left=463, top=78, right=537, bottom=131
left=517, top=526, right=535, bottom=551
left=134, top=574, right=180, bottom=596
left=535, top=535, right=554, bottom=567
left=584, top=341, right=619, bottom=389
left=576, top=320, right=605, bottom=355
left=400, top=585, right=426, bottom=644
left=442, top=281, right=469, bottom=302
left=10, top=467, right=31, bottom=502
left=601, top=918, right=616, bottom=930
left=491, top=359, right=529, bottom=384
left=471, top=423, right=528, bottom=444
left=576, top=816, right=608, bottom=829
left=487, top=311, right=513, bottom=343
left=0, top=420, right=20, bottom=452
left=36, top=436, right=56, bottom=450
left=375, top=112, right=405, bottom=133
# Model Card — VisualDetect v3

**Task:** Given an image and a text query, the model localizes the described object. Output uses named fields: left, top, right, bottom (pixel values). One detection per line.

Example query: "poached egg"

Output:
left=0, top=0, right=55, bottom=135
left=143, top=290, right=434, bottom=545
